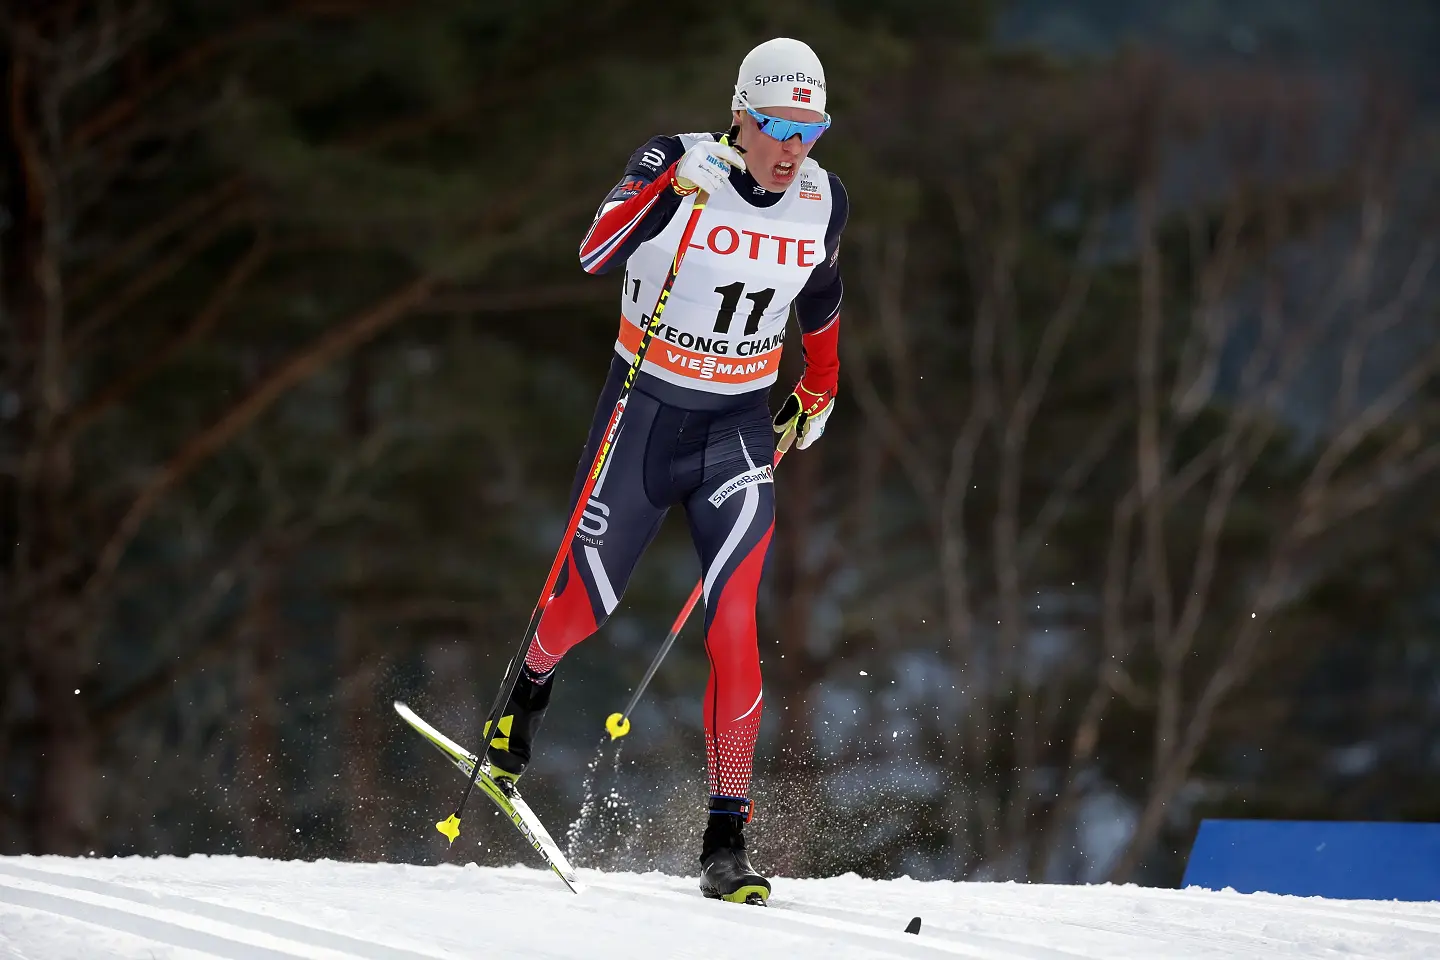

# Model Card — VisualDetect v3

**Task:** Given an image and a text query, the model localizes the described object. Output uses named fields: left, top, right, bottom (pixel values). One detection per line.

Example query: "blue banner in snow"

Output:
left=1182, top=819, right=1440, bottom=901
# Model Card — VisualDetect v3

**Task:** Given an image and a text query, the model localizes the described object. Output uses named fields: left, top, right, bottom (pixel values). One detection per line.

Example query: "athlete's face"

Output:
left=733, top=106, right=825, bottom=192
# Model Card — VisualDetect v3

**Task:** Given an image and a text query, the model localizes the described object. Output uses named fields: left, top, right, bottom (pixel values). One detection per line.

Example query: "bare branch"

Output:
left=69, top=177, right=246, bottom=300
left=67, top=208, right=242, bottom=349
left=1133, top=178, right=1176, bottom=754
left=83, top=273, right=436, bottom=603
left=95, top=544, right=262, bottom=736
left=1173, top=195, right=1247, bottom=418
left=1017, top=408, right=1125, bottom=569
left=63, top=231, right=269, bottom=439
left=993, top=215, right=1102, bottom=855
left=98, top=412, right=404, bottom=734
left=1335, top=240, right=1437, bottom=425
left=845, top=230, right=942, bottom=513
left=1318, top=439, right=1440, bottom=530
left=67, top=4, right=359, bottom=150
left=1038, top=485, right=1140, bottom=878
left=1300, top=341, right=1440, bottom=531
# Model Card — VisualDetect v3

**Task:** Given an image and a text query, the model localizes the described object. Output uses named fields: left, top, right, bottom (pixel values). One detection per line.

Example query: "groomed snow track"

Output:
left=2, top=855, right=1438, bottom=959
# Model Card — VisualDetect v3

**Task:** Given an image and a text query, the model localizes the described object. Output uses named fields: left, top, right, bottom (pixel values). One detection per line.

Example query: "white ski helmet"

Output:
left=731, top=38, right=827, bottom=115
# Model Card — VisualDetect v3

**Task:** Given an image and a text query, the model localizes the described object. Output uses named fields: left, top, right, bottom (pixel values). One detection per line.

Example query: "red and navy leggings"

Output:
left=524, top=357, right=776, bottom=799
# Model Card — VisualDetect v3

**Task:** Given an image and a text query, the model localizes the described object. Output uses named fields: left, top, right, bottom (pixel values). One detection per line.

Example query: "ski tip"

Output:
left=904, top=916, right=921, bottom=935
left=436, top=814, right=461, bottom=844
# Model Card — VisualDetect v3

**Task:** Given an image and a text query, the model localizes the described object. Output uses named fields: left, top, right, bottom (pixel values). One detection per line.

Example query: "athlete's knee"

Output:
left=705, top=532, right=773, bottom=643
left=525, top=555, right=605, bottom=672
left=533, top=605, right=599, bottom=659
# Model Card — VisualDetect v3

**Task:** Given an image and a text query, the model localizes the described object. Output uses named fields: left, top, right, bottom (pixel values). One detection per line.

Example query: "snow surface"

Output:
left=2, top=854, right=1439, bottom=959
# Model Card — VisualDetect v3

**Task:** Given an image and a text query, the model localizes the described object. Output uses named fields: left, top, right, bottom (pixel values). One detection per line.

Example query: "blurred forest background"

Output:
left=3, top=0, right=1438, bottom=888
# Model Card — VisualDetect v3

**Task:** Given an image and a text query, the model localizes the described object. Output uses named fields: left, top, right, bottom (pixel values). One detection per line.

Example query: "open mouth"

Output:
left=773, top=161, right=796, bottom=183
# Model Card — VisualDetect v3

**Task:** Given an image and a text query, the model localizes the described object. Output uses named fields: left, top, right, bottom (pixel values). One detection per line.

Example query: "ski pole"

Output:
left=604, top=582, right=702, bottom=741
left=436, top=150, right=734, bottom=845
left=604, top=446, right=786, bottom=740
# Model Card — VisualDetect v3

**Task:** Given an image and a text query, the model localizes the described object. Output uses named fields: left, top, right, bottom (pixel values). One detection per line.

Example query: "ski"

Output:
left=393, top=701, right=583, bottom=895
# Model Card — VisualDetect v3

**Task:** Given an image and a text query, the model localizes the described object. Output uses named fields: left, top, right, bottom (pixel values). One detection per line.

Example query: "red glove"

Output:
left=773, top=316, right=839, bottom=452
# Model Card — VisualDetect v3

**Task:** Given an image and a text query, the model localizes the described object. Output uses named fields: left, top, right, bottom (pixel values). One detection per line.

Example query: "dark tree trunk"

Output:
left=3, top=20, right=95, bottom=856
left=339, top=350, right=391, bottom=860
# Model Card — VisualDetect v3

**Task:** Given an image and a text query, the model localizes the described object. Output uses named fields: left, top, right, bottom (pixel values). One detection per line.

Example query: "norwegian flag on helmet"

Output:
left=792, top=87, right=812, bottom=103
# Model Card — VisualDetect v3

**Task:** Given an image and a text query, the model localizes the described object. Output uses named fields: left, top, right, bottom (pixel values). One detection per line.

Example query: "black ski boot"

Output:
left=484, top=665, right=553, bottom=789
left=698, top=796, right=770, bottom=905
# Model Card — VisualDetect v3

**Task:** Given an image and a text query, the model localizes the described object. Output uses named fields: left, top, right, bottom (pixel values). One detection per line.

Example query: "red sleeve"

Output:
left=797, top=314, right=840, bottom=402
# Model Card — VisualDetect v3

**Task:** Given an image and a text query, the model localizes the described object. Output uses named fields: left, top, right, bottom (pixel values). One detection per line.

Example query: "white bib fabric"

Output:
left=614, top=140, right=835, bottom=395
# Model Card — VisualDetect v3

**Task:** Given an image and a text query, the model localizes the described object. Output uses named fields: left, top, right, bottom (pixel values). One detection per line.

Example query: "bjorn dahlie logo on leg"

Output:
left=708, top=464, right=774, bottom=507
left=577, top=496, right=609, bottom=545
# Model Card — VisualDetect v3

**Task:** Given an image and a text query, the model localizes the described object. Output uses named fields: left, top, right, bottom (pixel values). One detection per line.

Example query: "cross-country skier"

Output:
left=485, top=37, right=847, bottom=905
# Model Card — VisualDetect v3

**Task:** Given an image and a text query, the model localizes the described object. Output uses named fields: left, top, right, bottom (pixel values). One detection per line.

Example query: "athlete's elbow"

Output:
left=578, top=246, right=606, bottom=275
left=582, top=253, right=624, bottom=275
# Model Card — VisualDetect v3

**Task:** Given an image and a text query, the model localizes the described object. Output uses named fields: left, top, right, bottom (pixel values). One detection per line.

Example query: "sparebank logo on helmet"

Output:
left=753, top=72, right=825, bottom=90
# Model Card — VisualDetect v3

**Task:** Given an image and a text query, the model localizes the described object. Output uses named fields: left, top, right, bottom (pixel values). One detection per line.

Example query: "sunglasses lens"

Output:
left=749, top=107, right=830, bottom=144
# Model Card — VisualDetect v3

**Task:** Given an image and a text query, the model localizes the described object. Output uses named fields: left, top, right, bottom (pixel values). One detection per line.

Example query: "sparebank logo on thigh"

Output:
left=708, top=464, right=774, bottom=507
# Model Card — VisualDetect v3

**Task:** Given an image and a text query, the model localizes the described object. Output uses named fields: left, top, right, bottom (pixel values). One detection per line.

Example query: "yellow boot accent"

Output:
left=719, top=884, right=769, bottom=905
left=482, top=715, right=515, bottom=752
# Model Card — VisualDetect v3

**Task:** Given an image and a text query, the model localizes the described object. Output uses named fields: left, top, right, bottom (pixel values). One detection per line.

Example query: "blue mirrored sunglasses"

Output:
left=744, top=105, right=831, bottom=145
